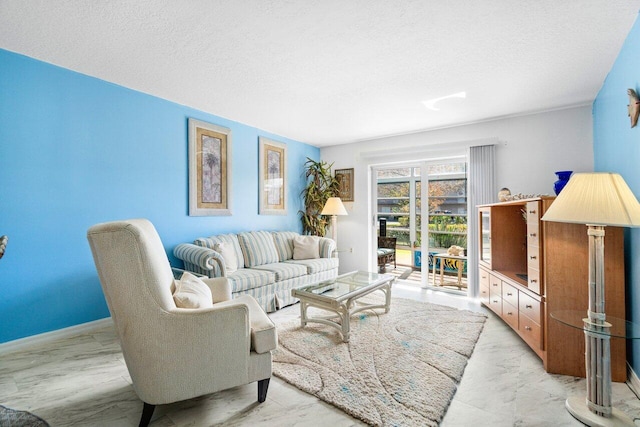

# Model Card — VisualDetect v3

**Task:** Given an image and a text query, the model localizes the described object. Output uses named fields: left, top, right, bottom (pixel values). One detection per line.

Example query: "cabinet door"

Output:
left=479, top=207, right=492, bottom=268
left=479, top=268, right=490, bottom=306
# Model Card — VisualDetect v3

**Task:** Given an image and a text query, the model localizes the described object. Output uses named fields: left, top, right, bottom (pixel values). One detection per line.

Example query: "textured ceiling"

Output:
left=1, top=1, right=639, bottom=146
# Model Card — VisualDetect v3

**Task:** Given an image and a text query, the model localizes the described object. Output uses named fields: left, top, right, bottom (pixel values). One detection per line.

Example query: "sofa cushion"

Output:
left=272, top=231, right=299, bottom=261
left=285, top=257, right=339, bottom=274
left=195, top=234, right=245, bottom=269
left=252, top=262, right=308, bottom=281
left=293, top=235, right=320, bottom=260
left=228, top=268, right=275, bottom=292
left=237, top=231, right=279, bottom=267
left=214, top=242, right=238, bottom=275
left=172, top=272, right=213, bottom=309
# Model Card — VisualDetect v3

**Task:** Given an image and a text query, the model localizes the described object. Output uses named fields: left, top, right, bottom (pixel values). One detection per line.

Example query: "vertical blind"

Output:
left=466, top=145, right=496, bottom=298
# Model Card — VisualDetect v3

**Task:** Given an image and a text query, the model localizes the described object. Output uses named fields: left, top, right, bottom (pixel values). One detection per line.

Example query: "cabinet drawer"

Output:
left=527, top=267, right=541, bottom=294
left=519, top=314, right=542, bottom=350
left=502, top=300, right=519, bottom=330
left=502, top=282, right=519, bottom=308
left=480, top=282, right=490, bottom=305
left=489, top=274, right=501, bottom=297
left=488, top=294, right=502, bottom=316
left=526, top=201, right=540, bottom=223
left=527, top=221, right=540, bottom=247
left=519, top=292, right=541, bottom=324
left=480, top=268, right=490, bottom=288
left=528, top=245, right=541, bottom=270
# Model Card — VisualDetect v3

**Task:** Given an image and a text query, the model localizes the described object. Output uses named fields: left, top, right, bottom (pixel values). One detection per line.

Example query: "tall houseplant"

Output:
left=300, top=158, right=340, bottom=236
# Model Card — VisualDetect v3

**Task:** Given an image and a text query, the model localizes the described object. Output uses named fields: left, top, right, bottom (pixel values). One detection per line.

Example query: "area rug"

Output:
left=273, top=297, right=487, bottom=426
left=0, top=405, right=49, bottom=427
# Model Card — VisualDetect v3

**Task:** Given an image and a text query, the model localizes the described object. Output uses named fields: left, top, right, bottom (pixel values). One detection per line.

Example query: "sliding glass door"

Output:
left=375, top=160, right=468, bottom=292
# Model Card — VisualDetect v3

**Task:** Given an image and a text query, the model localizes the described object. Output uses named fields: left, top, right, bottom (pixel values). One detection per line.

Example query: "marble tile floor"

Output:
left=2, top=281, right=640, bottom=426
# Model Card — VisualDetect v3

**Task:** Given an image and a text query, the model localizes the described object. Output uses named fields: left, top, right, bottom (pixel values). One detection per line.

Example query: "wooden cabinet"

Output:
left=478, top=198, right=626, bottom=381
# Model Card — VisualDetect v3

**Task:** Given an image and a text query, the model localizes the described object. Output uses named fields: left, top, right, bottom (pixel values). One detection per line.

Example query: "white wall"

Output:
left=321, top=105, right=594, bottom=274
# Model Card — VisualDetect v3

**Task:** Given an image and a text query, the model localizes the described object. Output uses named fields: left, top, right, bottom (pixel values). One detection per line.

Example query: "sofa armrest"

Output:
left=173, top=243, right=226, bottom=277
left=318, top=237, right=336, bottom=258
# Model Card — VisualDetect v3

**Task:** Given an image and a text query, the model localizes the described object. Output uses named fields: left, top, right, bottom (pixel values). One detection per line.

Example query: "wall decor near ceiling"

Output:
left=188, top=118, right=232, bottom=216
left=335, top=168, right=354, bottom=202
left=259, top=137, right=287, bottom=215
left=627, top=88, right=640, bottom=128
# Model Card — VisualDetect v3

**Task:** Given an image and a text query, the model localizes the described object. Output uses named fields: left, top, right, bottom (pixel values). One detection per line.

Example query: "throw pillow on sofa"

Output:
left=293, top=235, right=320, bottom=260
left=173, top=272, right=213, bottom=309
left=214, top=242, right=238, bottom=274
left=238, top=231, right=280, bottom=267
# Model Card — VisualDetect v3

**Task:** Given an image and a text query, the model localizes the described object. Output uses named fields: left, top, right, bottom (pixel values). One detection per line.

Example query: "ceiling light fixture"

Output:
left=422, top=91, right=467, bottom=111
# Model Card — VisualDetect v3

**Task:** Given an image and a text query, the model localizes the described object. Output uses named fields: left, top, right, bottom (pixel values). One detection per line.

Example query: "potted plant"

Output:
left=299, top=158, right=340, bottom=236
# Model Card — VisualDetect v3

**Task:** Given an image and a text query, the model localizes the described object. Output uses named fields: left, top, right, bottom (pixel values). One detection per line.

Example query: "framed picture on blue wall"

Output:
left=259, top=137, right=287, bottom=215
left=188, top=118, right=232, bottom=216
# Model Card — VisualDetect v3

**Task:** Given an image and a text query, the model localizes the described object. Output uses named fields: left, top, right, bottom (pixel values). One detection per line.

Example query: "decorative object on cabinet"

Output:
left=188, top=118, right=232, bottom=216
left=553, top=170, right=572, bottom=195
left=498, top=187, right=511, bottom=202
left=259, top=137, right=287, bottom=215
left=501, top=192, right=547, bottom=201
left=335, top=168, right=354, bottom=202
left=541, top=172, right=640, bottom=427
left=477, top=197, right=626, bottom=385
left=627, top=88, right=640, bottom=128
left=0, top=235, right=7, bottom=259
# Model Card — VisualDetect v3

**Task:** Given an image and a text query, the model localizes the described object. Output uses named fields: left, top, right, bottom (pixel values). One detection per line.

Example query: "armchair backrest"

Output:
left=87, top=219, right=176, bottom=328
left=378, top=236, right=397, bottom=250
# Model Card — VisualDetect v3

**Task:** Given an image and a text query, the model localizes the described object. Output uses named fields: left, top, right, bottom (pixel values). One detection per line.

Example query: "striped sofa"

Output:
left=173, top=231, right=338, bottom=312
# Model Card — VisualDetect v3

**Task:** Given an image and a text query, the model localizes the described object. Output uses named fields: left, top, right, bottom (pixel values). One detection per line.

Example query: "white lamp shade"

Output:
left=541, top=172, right=640, bottom=227
left=321, top=197, right=348, bottom=216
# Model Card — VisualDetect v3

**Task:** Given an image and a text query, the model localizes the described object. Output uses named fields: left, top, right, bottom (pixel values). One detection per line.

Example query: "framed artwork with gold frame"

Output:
left=259, top=137, right=287, bottom=215
left=335, top=168, right=354, bottom=202
left=188, top=118, right=232, bottom=216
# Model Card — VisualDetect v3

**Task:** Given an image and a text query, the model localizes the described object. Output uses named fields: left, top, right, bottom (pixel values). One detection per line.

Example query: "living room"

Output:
left=3, top=2, right=640, bottom=426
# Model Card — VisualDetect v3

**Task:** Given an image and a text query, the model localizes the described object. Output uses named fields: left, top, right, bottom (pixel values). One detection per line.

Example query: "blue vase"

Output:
left=554, top=170, right=573, bottom=195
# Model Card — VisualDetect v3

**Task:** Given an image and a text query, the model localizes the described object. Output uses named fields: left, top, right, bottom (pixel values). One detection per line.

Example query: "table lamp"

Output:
left=321, top=197, right=348, bottom=249
left=541, top=172, right=640, bottom=426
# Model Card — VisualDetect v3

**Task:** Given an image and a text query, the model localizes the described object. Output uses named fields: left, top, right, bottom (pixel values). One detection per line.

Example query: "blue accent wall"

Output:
left=593, top=15, right=640, bottom=372
left=0, top=49, right=319, bottom=343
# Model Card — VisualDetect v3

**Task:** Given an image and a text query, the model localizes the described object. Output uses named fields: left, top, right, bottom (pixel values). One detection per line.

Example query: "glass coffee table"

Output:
left=291, top=270, right=395, bottom=342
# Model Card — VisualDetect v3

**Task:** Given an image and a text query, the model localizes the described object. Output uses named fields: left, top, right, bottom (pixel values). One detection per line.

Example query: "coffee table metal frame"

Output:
left=291, top=270, right=394, bottom=342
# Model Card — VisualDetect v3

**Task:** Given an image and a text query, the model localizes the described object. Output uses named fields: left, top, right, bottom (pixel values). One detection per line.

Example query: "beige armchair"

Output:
left=87, top=219, right=277, bottom=427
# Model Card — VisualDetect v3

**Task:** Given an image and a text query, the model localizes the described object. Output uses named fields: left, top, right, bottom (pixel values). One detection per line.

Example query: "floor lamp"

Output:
left=541, top=172, right=640, bottom=427
left=321, top=197, right=348, bottom=250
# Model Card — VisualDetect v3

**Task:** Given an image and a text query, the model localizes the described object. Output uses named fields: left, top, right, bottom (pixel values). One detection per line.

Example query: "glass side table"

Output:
left=550, top=310, right=640, bottom=426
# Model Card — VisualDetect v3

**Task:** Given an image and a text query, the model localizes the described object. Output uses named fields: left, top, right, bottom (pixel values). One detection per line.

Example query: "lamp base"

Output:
left=566, top=396, right=634, bottom=427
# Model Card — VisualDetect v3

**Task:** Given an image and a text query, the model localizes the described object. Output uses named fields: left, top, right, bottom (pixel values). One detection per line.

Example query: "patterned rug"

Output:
left=273, top=297, right=487, bottom=426
left=0, top=405, right=49, bottom=426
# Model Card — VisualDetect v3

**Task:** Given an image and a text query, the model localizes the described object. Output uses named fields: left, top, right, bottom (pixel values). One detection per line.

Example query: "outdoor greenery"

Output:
left=299, top=158, right=339, bottom=236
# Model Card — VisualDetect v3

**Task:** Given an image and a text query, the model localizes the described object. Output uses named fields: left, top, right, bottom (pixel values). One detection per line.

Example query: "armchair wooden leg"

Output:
left=139, top=402, right=155, bottom=427
left=258, top=378, right=270, bottom=403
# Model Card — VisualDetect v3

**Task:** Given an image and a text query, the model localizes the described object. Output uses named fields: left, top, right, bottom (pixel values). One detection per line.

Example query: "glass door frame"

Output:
left=373, top=156, right=468, bottom=293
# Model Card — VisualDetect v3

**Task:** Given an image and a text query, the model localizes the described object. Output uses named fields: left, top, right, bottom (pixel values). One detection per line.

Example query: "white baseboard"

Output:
left=627, top=362, right=640, bottom=399
left=0, top=317, right=114, bottom=355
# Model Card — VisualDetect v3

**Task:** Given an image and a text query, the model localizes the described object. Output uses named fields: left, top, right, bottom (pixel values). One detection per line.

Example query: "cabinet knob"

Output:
left=506, top=292, right=513, bottom=296
left=529, top=210, right=536, bottom=214
left=525, top=304, right=533, bottom=309
left=525, top=326, right=532, bottom=331
left=529, top=233, right=537, bottom=237
left=507, top=311, right=513, bottom=315
left=492, top=283, right=499, bottom=287
left=530, top=279, right=538, bottom=283
left=492, top=300, right=499, bottom=303
left=529, top=255, right=537, bottom=260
